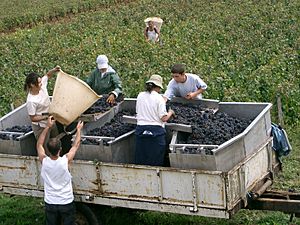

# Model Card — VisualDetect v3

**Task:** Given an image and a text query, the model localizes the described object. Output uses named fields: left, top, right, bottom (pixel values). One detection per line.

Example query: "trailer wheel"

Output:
left=75, top=203, right=100, bottom=225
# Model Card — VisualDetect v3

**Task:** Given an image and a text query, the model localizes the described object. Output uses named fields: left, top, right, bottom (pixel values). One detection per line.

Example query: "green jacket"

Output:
left=86, top=69, right=122, bottom=97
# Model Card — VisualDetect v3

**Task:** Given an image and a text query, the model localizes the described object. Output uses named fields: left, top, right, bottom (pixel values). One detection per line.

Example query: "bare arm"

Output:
left=30, top=114, right=48, bottom=123
left=155, top=27, right=160, bottom=42
left=186, top=88, right=205, bottom=99
left=36, top=116, right=55, bottom=162
left=161, top=109, right=175, bottom=122
left=45, top=65, right=61, bottom=79
left=144, top=28, right=149, bottom=40
left=162, top=96, right=168, bottom=103
left=66, top=121, right=84, bottom=163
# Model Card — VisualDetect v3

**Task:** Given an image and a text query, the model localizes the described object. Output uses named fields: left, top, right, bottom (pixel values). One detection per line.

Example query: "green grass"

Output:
left=0, top=195, right=299, bottom=225
left=0, top=194, right=44, bottom=225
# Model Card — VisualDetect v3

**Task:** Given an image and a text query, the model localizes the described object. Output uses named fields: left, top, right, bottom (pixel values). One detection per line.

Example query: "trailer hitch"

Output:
left=247, top=189, right=300, bottom=220
left=249, top=178, right=273, bottom=200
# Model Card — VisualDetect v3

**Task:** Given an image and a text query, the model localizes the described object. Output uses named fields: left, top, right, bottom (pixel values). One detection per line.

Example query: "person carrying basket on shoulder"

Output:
left=144, top=20, right=160, bottom=43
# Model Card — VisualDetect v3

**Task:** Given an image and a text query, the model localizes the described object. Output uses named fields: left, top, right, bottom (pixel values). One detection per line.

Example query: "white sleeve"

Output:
left=26, top=101, right=37, bottom=116
left=41, top=76, right=48, bottom=90
left=196, top=76, right=207, bottom=90
left=157, top=96, right=168, bottom=119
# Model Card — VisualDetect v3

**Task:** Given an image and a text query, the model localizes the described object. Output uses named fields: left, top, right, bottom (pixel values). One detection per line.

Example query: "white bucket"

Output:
left=144, top=17, right=163, bottom=31
left=49, top=71, right=101, bottom=125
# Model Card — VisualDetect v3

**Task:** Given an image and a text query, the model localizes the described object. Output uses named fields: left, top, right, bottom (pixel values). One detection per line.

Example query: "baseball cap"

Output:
left=96, top=55, right=109, bottom=69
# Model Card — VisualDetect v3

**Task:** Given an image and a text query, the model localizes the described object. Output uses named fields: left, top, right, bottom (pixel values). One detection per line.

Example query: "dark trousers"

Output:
left=135, top=125, right=166, bottom=166
left=45, top=202, right=75, bottom=225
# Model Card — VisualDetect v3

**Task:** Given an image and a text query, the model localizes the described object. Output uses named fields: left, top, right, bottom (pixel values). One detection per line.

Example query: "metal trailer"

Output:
left=0, top=99, right=299, bottom=225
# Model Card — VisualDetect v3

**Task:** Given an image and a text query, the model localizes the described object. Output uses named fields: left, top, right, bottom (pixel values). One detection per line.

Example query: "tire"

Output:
left=75, top=203, right=100, bottom=225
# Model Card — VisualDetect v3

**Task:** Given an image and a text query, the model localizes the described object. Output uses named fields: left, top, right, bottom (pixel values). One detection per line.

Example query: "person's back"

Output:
left=136, top=91, right=165, bottom=127
left=42, top=155, right=73, bottom=204
left=36, top=116, right=83, bottom=225
left=135, top=75, right=174, bottom=167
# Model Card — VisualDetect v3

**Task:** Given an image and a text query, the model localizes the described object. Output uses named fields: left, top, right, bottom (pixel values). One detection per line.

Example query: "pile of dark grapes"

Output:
left=82, top=111, right=136, bottom=145
left=0, top=125, right=32, bottom=140
left=179, top=147, right=214, bottom=155
left=167, top=102, right=251, bottom=146
left=83, top=94, right=123, bottom=114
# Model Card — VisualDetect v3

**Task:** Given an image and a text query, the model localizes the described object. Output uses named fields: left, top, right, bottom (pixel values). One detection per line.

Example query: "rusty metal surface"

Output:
left=79, top=194, right=230, bottom=219
left=226, top=139, right=273, bottom=210
left=1, top=185, right=230, bottom=219
left=0, top=99, right=281, bottom=219
left=0, top=154, right=41, bottom=189
left=0, top=142, right=278, bottom=219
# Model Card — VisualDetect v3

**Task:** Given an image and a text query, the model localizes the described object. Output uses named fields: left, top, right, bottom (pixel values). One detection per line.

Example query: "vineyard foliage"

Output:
left=0, top=0, right=134, bottom=32
left=0, top=0, right=299, bottom=125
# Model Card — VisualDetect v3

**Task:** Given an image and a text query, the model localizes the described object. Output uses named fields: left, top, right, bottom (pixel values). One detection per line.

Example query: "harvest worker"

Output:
left=144, top=20, right=160, bottom=43
left=24, top=66, right=61, bottom=140
left=135, top=75, right=175, bottom=166
left=37, top=116, right=83, bottom=225
left=86, top=54, right=122, bottom=104
left=163, top=64, right=207, bottom=101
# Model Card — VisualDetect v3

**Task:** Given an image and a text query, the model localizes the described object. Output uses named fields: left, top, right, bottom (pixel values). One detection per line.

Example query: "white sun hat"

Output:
left=146, top=74, right=163, bottom=89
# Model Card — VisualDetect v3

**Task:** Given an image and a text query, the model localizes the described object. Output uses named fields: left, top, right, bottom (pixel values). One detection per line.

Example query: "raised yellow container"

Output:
left=49, top=71, right=101, bottom=125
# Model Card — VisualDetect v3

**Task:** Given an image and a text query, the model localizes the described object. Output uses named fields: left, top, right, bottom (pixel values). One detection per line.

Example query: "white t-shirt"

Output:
left=26, top=76, right=50, bottom=127
left=136, top=91, right=167, bottom=127
left=146, top=26, right=159, bottom=42
left=41, top=155, right=74, bottom=205
left=163, top=73, right=207, bottom=100
left=147, top=30, right=158, bottom=42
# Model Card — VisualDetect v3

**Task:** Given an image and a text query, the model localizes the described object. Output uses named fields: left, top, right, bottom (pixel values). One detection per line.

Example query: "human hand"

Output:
left=185, top=92, right=196, bottom=100
left=76, top=120, right=84, bottom=130
left=47, top=65, right=61, bottom=78
left=107, top=94, right=116, bottom=104
left=53, top=65, right=61, bottom=72
left=168, top=109, right=176, bottom=118
left=47, top=116, right=55, bottom=128
left=163, top=96, right=168, bottom=103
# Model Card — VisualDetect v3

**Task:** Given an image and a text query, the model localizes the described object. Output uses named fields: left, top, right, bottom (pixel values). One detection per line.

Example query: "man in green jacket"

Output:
left=86, top=55, right=122, bottom=104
